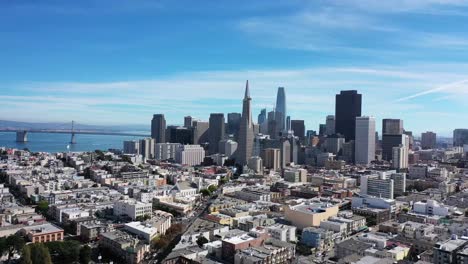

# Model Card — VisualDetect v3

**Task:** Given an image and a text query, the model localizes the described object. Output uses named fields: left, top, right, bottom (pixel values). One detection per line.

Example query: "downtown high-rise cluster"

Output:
left=138, top=81, right=467, bottom=170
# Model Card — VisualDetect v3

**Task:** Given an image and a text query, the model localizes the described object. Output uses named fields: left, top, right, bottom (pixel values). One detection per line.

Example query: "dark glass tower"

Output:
left=335, top=90, right=362, bottom=141
left=151, top=114, right=166, bottom=143
left=227, top=112, right=241, bottom=136
left=209, top=113, right=225, bottom=154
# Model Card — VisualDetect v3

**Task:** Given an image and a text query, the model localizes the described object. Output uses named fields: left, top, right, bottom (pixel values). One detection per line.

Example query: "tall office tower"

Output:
left=267, top=110, right=278, bottom=139
left=291, top=120, right=305, bottom=140
left=404, top=131, right=414, bottom=150
left=184, top=116, right=194, bottom=128
left=355, top=116, right=376, bottom=165
left=276, top=87, right=287, bottom=131
left=176, top=145, right=205, bottom=166
left=335, top=90, right=362, bottom=141
left=263, top=148, right=281, bottom=171
left=155, top=143, right=181, bottom=160
left=258, top=108, right=267, bottom=125
left=421, top=131, right=437, bottom=149
left=382, top=134, right=407, bottom=161
left=325, top=115, right=335, bottom=136
left=139, top=138, right=155, bottom=159
left=227, top=112, right=242, bottom=136
left=325, top=135, right=345, bottom=155
left=319, top=124, right=326, bottom=136
left=151, top=114, right=166, bottom=143
left=341, top=140, right=355, bottom=163
left=219, top=139, right=238, bottom=158
left=248, top=156, right=263, bottom=174
left=454, top=129, right=468, bottom=147
left=192, top=121, right=209, bottom=145
left=392, top=145, right=409, bottom=169
left=381, top=118, right=404, bottom=161
left=166, top=126, right=193, bottom=144
left=209, top=113, right=225, bottom=154
left=237, top=81, right=255, bottom=165
left=382, top=119, right=403, bottom=135
left=286, top=116, right=291, bottom=131
left=123, top=140, right=139, bottom=154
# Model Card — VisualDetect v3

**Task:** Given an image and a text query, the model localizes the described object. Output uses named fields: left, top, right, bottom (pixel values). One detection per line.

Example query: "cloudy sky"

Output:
left=1, top=0, right=468, bottom=136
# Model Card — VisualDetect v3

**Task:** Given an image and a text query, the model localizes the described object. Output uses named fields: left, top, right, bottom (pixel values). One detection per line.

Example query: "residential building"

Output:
left=283, top=202, right=340, bottom=229
left=113, top=199, right=153, bottom=220
left=176, top=145, right=205, bottom=166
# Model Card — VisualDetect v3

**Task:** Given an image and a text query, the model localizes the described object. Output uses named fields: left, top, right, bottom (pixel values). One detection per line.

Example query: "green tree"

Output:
left=196, top=236, right=209, bottom=247
left=79, top=245, right=91, bottom=264
left=6, top=234, right=25, bottom=261
left=45, top=241, right=81, bottom=263
left=208, top=185, right=217, bottom=193
left=30, top=243, right=52, bottom=264
left=0, top=237, right=7, bottom=258
left=36, top=200, right=49, bottom=216
left=20, top=245, right=33, bottom=264
left=200, top=189, right=211, bottom=197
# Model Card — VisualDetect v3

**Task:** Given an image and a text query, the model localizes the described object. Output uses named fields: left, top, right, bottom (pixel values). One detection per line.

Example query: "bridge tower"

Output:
left=70, top=121, right=77, bottom=144
left=16, top=130, right=28, bottom=143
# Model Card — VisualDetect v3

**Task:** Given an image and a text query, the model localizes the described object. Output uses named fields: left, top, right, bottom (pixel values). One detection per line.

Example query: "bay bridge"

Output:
left=1, top=121, right=150, bottom=143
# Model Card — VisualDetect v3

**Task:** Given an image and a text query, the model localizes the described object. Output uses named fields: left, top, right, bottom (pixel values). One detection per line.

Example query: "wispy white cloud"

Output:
left=2, top=63, right=468, bottom=135
left=395, top=79, right=468, bottom=102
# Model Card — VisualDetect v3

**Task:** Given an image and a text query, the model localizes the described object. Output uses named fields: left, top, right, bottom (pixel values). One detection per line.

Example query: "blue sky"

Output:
left=1, top=0, right=468, bottom=136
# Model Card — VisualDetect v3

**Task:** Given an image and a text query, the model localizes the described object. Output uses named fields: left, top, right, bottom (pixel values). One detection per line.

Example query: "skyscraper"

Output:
left=192, top=120, right=209, bottom=145
left=355, top=116, right=376, bottom=165
left=209, top=113, right=225, bottom=154
left=286, top=116, right=291, bottom=131
left=258, top=108, right=267, bottom=125
left=454, top=129, right=468, bottom=147
left=151, top=114, right=166, bottom=143
left=382, top=119, right=404, bottom=161
left=267, top=110, right=278, bottom=139
left=335, top=90, right=362, bottom=141
left=421, top=131, right=437, bottom=149
left=237, top=80, right=255, bottom=165
left=184, top=116, right=194, bottom=128
left=325, top=115, right=335, bottom=136
left=382, top=119, right=403, bottom=135
left=275, top=87, right=287, bottom=132
left=227, top=112, right=241, bottom=136
left=291, top=120, right=305, bottom=140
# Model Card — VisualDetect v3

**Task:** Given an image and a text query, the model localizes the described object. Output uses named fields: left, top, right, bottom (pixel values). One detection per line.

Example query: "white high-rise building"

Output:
left=247, top=156, right=263, bottom=174
left=139, top=138, right=155, bottom=159
left=155, top=143, right=182, bottom=160
left=392, top=145, right=409, bottom=169
left=176, top=145, right=205, bottom=166
left=219, top=139, right=238, bottom=158
left=355, top=116, right=376, bottom=165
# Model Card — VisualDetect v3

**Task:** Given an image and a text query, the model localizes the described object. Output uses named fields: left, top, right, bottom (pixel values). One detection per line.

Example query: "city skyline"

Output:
left=2, top=1, right=468, bottom=136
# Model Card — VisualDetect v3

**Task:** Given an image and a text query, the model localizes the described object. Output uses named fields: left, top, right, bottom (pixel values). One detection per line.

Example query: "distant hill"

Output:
left=0, top=120, right=149, bottom=133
